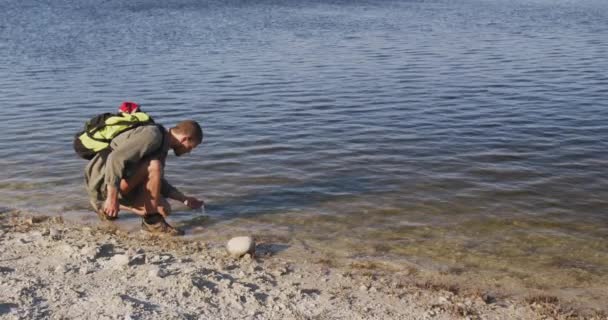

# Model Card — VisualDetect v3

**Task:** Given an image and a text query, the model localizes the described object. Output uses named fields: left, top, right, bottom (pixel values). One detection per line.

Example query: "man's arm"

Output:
left=162, top=179, right=204, bottom=209
left=104, top=185, right=120, bottom=218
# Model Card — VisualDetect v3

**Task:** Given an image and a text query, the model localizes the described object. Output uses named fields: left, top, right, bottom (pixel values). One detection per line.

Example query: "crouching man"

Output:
left=85, top=120, right=204, bottom=235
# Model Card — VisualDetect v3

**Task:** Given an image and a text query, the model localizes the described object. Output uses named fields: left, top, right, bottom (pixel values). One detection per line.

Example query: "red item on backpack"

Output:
left=119, top=101, right=140, bottom=114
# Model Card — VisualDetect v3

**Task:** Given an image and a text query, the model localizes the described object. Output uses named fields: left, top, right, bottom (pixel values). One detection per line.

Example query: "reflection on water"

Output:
left=1, top=0, right=608, bottom=309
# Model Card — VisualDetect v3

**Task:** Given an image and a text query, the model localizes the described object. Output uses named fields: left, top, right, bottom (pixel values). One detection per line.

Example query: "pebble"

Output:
left=242, top=254, right=253, bottom=262
left=55, top=264, right=69, bottom=274
left=481, top=293, right=496, bottom=304
left=50, top=216, right=64, bottom=224
left=79, top=266, right=93, bottom=275
left=127, top=248, right=145, bottom=256
left=273, top=267, right=288, bottom=277
left=80, top=246, right=100, bottom=262
left=226, top=236, right=255, bottom=258
left=110, top=254, right=130, bottom=269
left=219, top=278, right=232, bottom=287
left=49, top=228, right=61, bottom=240
left=148, top=266, right=160, bottom=278
left=59, top=244, right=77, bottom=257
left=147, top=254, right=171, bottom=265
left=129, top=254, right=146, bottom=266
left=29, top=231, right=43, bottom=239
left=148, top=266, right=169, bottom=278
left=25, top=216, right=48, bottom=225
left=359, top=285, right=369, bottom=292
left=98, top=243, right=115, bottom=257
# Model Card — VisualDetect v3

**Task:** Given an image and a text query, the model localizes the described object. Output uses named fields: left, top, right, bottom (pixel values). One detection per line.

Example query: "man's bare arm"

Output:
left=164, top=182, right=204, bottom=209
left=104, top=185, right=120, bottom=217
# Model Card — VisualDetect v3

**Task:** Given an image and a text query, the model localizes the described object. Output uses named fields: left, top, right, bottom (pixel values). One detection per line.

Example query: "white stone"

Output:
left=148, top=266, right=161, bottom=278
left=79, top=266, right=92, bottom=275
left=226, top=236, right=255, bottom=258
left=110, top=254, right=130, bottom=269
left=55, top=264, right=69, bottom=274
left=129, top=254, right=146, bottom=266
left=80, top=246, right=100, bottom=262
left=438, top=296, right=450, bottom=304
left=148, top=265, right=168, bottom=278
left=59, top=244, right=77, bottom=257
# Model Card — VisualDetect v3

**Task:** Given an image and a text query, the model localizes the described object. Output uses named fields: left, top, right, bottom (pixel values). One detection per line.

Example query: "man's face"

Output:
left=173, top=137, right=199, bottom=157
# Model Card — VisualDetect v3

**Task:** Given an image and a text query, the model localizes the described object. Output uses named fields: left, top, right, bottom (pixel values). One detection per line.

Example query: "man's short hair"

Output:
left=173, top=120, right=203, bottom=144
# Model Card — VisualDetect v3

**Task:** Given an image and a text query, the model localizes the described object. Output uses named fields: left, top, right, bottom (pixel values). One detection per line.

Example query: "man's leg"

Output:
left=119, top=159, right=171, bottom=216
left=119, top=159, right=183, bottom=235
left=120, top=197, right=171, bottom=217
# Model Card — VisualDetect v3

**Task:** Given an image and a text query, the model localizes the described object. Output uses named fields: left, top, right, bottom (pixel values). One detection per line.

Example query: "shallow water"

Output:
left=1, top=0, right=608, bottom=305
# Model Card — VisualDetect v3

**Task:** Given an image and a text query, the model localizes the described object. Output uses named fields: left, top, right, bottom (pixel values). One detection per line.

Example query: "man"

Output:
left=85, top=119, right=205, bottom=235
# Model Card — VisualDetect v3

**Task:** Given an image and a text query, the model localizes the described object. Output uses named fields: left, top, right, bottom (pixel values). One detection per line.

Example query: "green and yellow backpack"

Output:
left=73, top=102, right=156, bottom=160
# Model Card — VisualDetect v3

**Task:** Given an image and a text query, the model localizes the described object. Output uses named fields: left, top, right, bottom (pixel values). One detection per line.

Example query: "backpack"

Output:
left=73, top=102, right=156, bottom=160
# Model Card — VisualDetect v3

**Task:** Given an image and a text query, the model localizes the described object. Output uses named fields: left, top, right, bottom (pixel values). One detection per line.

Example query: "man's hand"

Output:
left=184, top=196, right=204, bottom=209
left=104, top=186, right=120, bottom=218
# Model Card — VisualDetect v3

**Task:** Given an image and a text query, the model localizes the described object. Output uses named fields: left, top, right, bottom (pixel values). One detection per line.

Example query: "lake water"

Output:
left=1, top=0, right=607, bottom=307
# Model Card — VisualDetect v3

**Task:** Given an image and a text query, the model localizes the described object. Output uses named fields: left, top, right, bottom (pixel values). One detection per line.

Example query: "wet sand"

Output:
left=0, top=209, right=606, bottom=320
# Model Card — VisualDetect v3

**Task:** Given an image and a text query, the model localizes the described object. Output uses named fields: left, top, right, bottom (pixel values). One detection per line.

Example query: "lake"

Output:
left=1, top=0, right=607, bottom=307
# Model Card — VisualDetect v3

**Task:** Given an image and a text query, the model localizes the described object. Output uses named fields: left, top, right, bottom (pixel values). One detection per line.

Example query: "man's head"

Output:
left=170, top=120, right=203, bottom=156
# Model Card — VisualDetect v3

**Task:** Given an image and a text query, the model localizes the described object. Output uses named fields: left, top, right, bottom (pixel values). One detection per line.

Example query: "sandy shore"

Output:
left=0, top=209, right=605, bottom=320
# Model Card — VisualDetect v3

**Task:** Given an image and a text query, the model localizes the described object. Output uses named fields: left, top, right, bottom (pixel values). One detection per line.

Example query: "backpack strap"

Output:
left=155, top=124, right=167, bottom=155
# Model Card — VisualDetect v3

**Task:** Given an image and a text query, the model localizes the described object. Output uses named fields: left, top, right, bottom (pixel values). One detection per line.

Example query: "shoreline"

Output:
left=1, top=209, right=606, bottom=319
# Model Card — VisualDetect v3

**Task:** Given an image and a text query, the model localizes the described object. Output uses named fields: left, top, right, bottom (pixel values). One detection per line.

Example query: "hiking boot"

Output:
left=90, top=199, right=117, bottom=221
left=141, top=213, right=184, bottom=236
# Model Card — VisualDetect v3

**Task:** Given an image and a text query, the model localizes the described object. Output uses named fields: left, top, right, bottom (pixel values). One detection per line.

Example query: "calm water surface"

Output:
left=1, top=0, right=607, bottom=305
